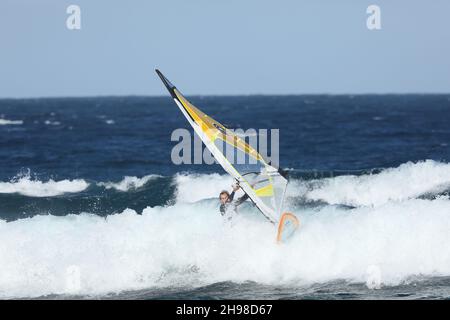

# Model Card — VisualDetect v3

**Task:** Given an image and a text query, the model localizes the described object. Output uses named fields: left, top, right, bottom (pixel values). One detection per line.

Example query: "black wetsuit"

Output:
left=219, top=191, right=249, bottom=216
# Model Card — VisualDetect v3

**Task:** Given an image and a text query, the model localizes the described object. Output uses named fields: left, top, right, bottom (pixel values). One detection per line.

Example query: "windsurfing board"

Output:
left=276, top=212, right=300, bottom=243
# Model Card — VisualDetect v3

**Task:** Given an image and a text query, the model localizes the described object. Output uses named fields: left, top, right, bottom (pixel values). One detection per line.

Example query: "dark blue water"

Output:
left=2, top=95, right=449, bottom=181
left=1, top=95, right=450, bottom=299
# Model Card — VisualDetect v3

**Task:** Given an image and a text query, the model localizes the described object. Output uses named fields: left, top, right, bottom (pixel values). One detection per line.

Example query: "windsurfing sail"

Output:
left=156, top=69, right=288, bottom=224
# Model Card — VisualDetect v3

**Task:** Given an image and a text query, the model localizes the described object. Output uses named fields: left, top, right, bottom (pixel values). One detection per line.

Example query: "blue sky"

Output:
left=0, top=0, right=449, bottom=97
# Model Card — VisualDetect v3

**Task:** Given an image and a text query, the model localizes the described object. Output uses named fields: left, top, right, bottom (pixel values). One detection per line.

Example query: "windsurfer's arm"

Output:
left=228, top=183, right=240, bottom=201
left=231, top=183, right=249, bottom=206
left=234, top=193, right=249, bottom=206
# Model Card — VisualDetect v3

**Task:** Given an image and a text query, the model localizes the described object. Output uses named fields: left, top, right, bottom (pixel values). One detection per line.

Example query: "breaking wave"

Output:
left=0, top=174, right=89, bottom=197
left=174, top=173, right=236, bottom=203
left=304, top=160, right=450, bottom=206
left=98, top=175, right=160, bottom=192
left=0, top=118, right=23, bottom=125
left=1, top=160, right=450, bottom=298
left=0, top=196, right=450, bottom=298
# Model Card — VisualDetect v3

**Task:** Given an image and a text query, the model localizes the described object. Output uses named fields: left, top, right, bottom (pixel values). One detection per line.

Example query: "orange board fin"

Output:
left=276, top=212, right=300, bottom=243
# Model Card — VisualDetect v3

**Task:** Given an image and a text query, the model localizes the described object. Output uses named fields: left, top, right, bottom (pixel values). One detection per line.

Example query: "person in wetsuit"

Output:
left=219, top=183, right=249, bottom=217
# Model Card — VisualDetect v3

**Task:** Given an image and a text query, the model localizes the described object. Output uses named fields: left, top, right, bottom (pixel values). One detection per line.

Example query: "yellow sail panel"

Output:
left=174, top=89, right=213, bottom=137
left=174, top=89, right=262, bottom=162
left=255, top=184, right=274, bottom=197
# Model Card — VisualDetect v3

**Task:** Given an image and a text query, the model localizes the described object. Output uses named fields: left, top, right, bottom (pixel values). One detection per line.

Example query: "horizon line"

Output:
left=1, top=92, right=450, bottom=100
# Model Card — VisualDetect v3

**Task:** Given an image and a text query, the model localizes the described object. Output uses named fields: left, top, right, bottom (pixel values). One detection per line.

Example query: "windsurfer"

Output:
left=219, top=183, right=249, bottom=217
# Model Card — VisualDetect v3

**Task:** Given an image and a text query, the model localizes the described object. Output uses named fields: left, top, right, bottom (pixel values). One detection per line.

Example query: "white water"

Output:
left=98, top=175, right=160, bottom=192
left=0, top=173, right=160, bottom=196
left=0, top=197, right=450, bottom=298
left=0, top=175, right=89, bottom=197
left=175, top=172, right=245, bottom=203
left=44, top=120, right=61, bottom=126
left=0, top=118, right=23, bottom=125
left=305, top=160, right=450, bottom=206
left=0, top=160, right=450, bottom=298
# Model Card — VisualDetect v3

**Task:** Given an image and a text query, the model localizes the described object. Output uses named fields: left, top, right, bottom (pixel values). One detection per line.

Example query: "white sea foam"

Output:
left=2, top=161, right=450, bottom=297
left=0, top=119, right=23, bottom=125
left=174, top=161, right=450, bottom=207
left=0, top=197, right=450, bottom=298
left=174, top=172, right=246, bottom=203
left=98, top=175, right=159, bottom=192
left=0, top=176, right=89, bottom=197
left=44, top=120, right=61, bottom=126
left=305, top=160, right=450, bottom=206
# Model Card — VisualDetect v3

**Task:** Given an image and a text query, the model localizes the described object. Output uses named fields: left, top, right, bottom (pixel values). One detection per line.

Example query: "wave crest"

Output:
left=0, top=174, right=89, bottom=197
left=98, top=175, right=160, bottom=192
left=304, top=160, right=450, bottom=206
left=0, top=118, right=23, bottom=125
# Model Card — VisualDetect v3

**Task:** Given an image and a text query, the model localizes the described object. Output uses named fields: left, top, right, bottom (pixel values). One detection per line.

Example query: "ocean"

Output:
left=0, top=94, right=450, bottom=299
